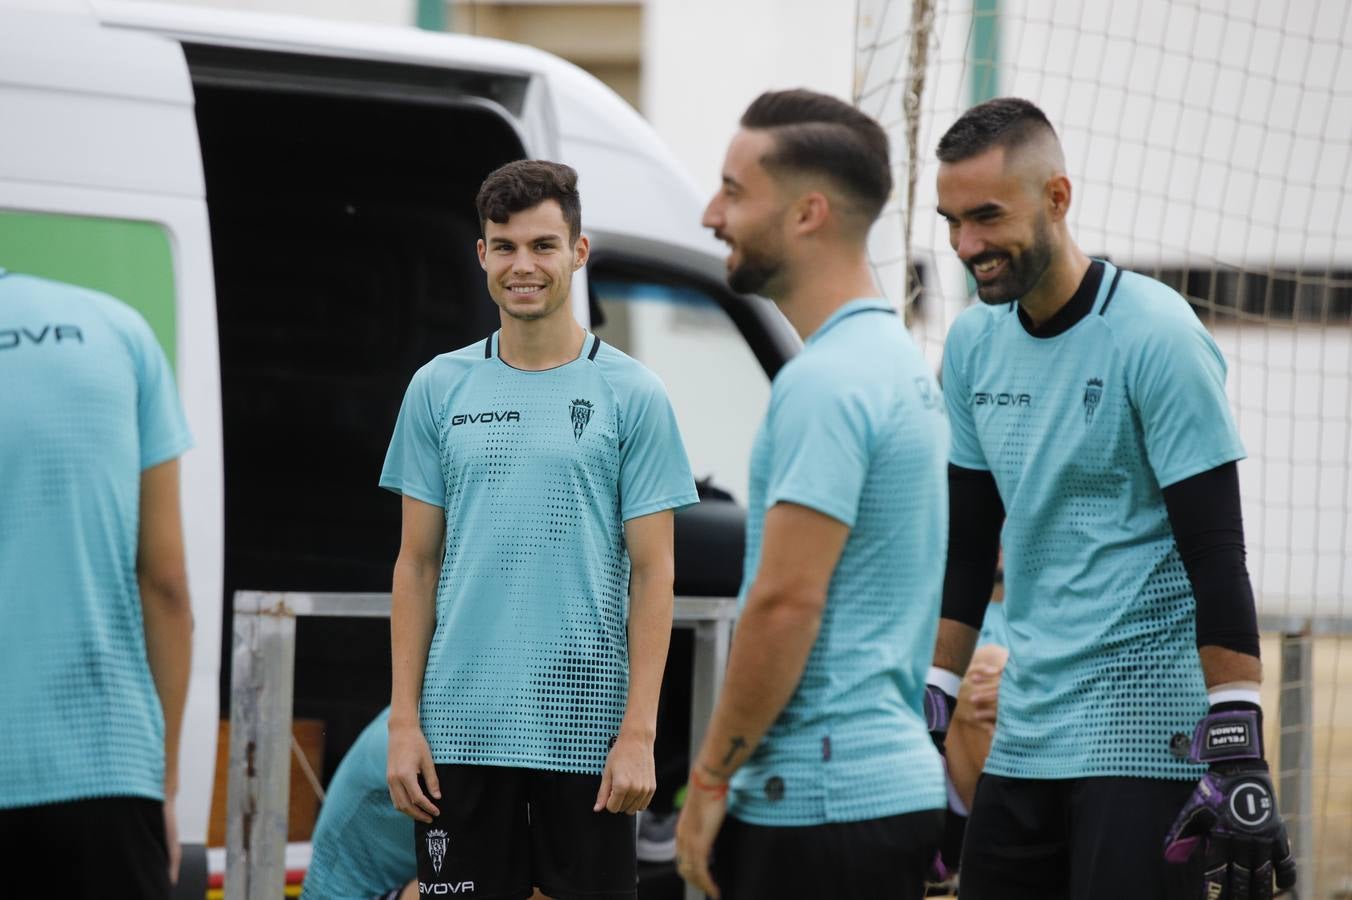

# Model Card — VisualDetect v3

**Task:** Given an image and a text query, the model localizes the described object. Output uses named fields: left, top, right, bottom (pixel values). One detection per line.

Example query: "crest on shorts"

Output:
left=426, top=829, right=449, bottom=874
left=1083, top=377, right=1103, bottom=424
left=570, top=398, right=594, bottom=441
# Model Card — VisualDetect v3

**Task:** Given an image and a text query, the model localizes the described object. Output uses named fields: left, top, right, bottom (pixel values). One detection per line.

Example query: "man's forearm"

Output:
left=932, top=617, right=980, bottom=677
left=142, top=580, right=193, bottom=793
left=622, top=568, right=673, bottom=739
left=390, top=555, right=438, bottom=725
left=1199, top=645, right=1262, bottom=691
left=694, top=585, right=824, bottom=780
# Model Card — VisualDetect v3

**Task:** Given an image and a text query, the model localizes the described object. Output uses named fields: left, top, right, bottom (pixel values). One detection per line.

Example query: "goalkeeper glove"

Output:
left=923, top=681, right=956, bottom=752
left=1163, top=702, right=1297, bottom=899
left=923, top=680, right=965, bottom=881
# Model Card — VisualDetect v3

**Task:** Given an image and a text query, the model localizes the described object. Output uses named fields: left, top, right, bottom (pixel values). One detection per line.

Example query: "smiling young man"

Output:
left=380, top=160, right=698, bottom=900
left=673, top=90, right=949, bottom=900
left=927, top=98, right=1296, bottom=898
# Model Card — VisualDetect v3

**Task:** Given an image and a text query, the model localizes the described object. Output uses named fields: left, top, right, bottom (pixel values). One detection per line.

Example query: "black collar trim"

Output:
left=1017, top=260, right=1105, bottom=338
left=1098, top=267, right=1126, bottom=317
left=487, top=332, right=599, bottom=368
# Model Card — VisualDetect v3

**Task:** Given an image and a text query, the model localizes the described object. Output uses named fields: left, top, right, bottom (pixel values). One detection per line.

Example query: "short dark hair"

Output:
left=740, top=89, right=892, bottom=224
left=476, top=159, right=582, bottom=243
left=936, top=97, right=1057, bottom=163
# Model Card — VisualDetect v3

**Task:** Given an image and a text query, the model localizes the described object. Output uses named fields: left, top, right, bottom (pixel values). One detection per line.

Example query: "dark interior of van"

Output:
left=193, top=77, right=520, bottom=779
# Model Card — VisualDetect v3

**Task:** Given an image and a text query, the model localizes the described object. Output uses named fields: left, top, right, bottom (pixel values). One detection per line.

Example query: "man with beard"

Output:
left=674, top=89, right=948, bottom=899
left=926, top=97, right=1296, bottom=898
left=381, top=160, right=698, bottom=899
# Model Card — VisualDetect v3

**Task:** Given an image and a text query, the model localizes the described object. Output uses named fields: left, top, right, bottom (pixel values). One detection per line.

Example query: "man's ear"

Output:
left=792, top=191, right=831, bottom=237
left=572, top=234, right=591, bottom=270
left=476, top=238, right=488, bottom=271
left=1045, top=174, right=1072, bottom=222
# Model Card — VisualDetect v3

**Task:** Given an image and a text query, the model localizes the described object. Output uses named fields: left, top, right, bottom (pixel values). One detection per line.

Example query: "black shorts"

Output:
left=414, top=765, right=636, bottom=900
left=959, top=774, right=1203, bottom=899
left=0, top=795, right=169, bottom=899
left=710, top=808, right=944, bottom=900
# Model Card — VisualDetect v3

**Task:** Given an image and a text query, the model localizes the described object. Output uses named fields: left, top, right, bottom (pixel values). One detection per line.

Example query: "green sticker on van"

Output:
left=0, top=211, right=177, bottom=366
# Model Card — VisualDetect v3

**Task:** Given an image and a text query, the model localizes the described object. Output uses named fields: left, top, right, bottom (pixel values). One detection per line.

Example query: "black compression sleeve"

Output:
left=1160, top=462, right=1261, bottom=658
left=943, top=464, right=1004, bottom=629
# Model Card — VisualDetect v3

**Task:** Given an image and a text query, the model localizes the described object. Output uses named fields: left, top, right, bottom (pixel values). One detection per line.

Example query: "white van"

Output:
left=0, top=1, right=796, bottom=891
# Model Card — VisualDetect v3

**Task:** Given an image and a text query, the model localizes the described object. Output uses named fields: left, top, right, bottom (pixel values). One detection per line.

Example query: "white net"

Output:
left=855, top=0, right=1351, bottom=893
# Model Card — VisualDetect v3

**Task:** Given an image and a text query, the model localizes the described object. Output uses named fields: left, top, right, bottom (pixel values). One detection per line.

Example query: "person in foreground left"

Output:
left=0, top=268, right=194, bottom=898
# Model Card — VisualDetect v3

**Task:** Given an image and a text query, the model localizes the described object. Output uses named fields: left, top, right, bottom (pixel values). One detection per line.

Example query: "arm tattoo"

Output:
left=721, top=736, right=748, bottom=767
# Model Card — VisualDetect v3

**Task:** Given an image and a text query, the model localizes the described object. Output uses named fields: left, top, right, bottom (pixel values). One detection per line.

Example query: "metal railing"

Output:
left=224, top=590, right=735, bottom=900
left=223, top=595, right=1341, bottom=900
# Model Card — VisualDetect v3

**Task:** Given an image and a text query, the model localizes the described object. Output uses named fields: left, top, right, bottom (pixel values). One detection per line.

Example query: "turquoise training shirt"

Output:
left=729, top=299, right=949, bottom=826
left=977, top=600, right=1008, bottom=649
left=0, top=269, right=192, bottom=809
left=381, top=331, right=698, bottom=774
left=942, top=261, right=1245, bottom=781
left=302, top=708, right=414, bottom=900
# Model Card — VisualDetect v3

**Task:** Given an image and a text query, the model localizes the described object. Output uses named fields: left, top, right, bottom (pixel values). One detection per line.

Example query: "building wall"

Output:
left=454, top=2, right=641, bottom=109
left=644, top=0, right=857, bottom=195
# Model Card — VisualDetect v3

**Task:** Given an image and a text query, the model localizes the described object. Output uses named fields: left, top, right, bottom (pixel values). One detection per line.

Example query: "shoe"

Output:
left=636, top=809, right=677, bottom=863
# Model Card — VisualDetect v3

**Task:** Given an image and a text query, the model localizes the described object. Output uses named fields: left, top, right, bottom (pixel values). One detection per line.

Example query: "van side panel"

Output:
left=0, top=10, right=201, bottom=197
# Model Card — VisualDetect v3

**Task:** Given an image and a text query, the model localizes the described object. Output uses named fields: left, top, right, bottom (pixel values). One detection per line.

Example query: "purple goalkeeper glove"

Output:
left=923, top=683, right=965, bottom=882
left=1163, top=703, right=1297, bottom=898
left=923, top=682, right=955, bottom=752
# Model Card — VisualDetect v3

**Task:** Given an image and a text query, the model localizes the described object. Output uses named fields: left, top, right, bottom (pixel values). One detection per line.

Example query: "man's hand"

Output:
left=674, top=770, right=728, bottom=899
left=387, top=720, right=440, bottom=823
left=594, top=731, right=656, bottom=814
left=948, top=646, right=1007, bottom=810
left=954, top=660, right=1001, bottom=734
left=163, top=794, right=181, bottom=885
left=1164, top=705, right=1297, bottom=898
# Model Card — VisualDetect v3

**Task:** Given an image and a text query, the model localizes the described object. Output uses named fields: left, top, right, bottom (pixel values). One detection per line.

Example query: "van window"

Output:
left=591, top=276, right=769, bottom=505
left=0, top=210, right=176, bottom=363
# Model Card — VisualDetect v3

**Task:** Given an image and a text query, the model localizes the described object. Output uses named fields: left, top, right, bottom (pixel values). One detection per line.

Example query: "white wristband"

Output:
left=927, top=667, right=962, bottom=699
left=1208, top=687, right=1262, bottom=707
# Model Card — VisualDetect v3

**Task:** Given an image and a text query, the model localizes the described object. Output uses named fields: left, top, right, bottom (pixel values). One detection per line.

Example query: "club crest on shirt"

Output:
left=570, top=399, right=594, bottom=441
left=427, top=829, right=449, bottom=874
left=1083, top=377, right=1103, bottom=423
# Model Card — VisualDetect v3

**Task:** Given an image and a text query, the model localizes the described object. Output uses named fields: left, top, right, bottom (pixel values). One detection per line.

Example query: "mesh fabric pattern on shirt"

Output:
left=729, top=300, right=948, bottom=826
left=380, top=334, right=697, bottom=774
left=0, top=273, right=191, bottom=809
left=942, top=263, right=1244, bottom=781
